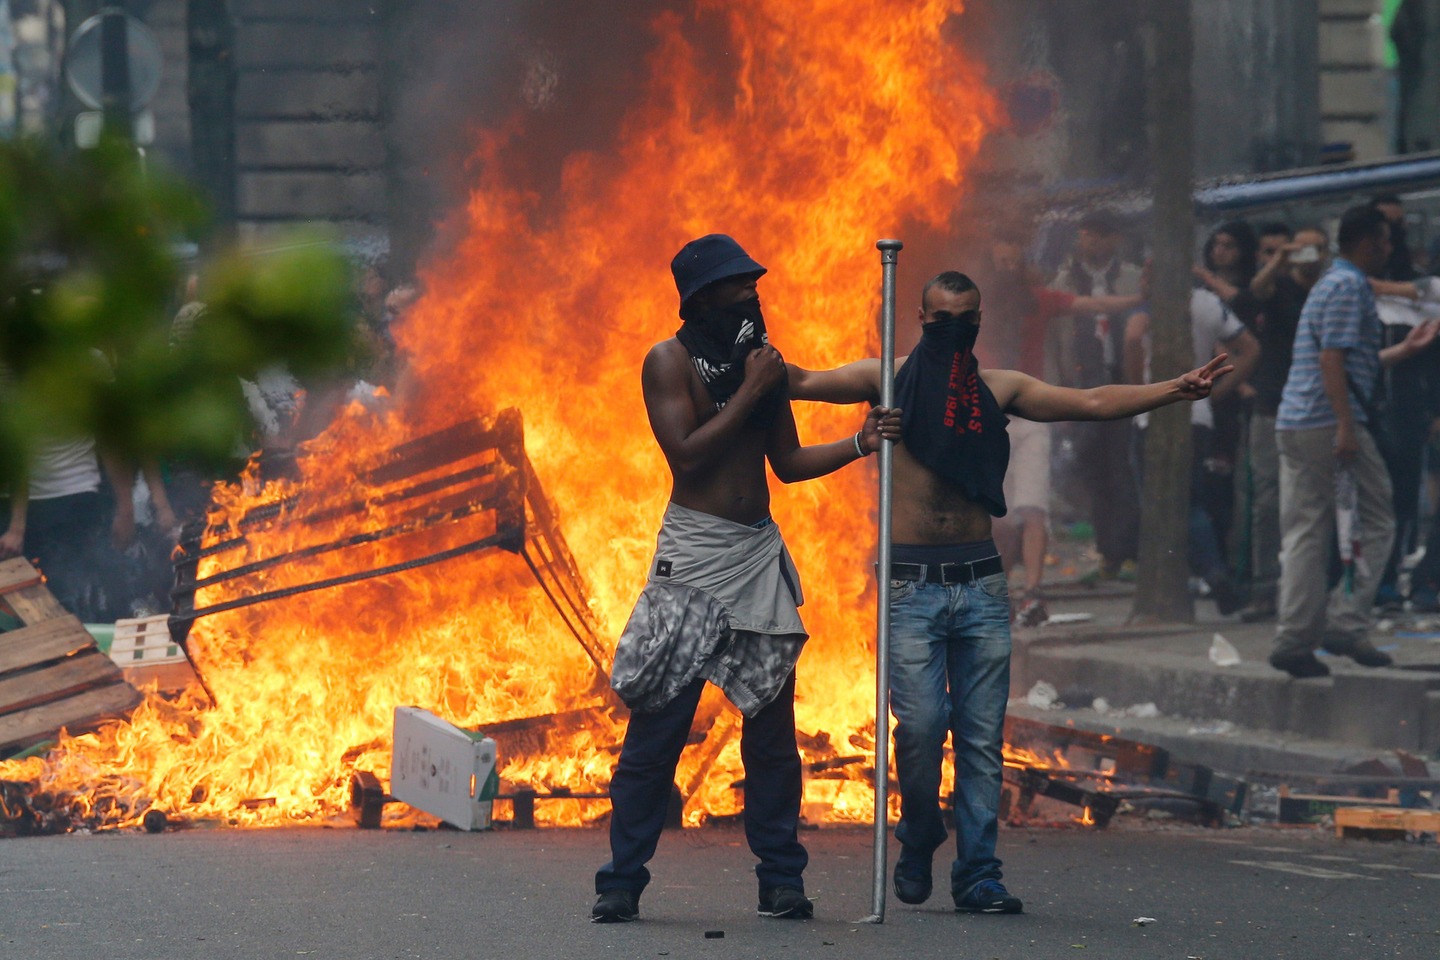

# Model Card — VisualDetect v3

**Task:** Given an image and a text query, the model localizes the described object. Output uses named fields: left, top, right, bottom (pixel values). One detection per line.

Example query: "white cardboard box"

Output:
left=109, top=614, right=186, bottom=666
left=390, top=706, right=499, bottom=830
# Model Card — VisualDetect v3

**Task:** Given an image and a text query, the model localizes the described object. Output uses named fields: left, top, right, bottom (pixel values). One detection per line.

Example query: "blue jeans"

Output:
left=596, top=673, right=807, bottom=897
left=888, top=573, right=1011, bottom=896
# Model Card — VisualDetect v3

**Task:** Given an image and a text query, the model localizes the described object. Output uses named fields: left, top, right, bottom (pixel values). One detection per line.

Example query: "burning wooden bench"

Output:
left=0, top=558, right=143, bottom=756
left=166, top=409, right=641, bottom=825
left=169, top=408, right=610, bottom=684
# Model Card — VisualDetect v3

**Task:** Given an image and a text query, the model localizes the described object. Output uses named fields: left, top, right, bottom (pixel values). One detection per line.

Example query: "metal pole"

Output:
left=100, top=6, right=132, bottom=138
left=863, top=238, right=902, bottom=924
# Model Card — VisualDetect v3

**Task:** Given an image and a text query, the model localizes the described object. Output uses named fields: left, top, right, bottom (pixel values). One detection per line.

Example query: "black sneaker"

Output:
left=1239, top=599, right=1276, bottom=623
left=1411, top=587, right=1440, bottom=613
left=1013, top=596, right=1049, bottom=628
left=1320, top=631, right=1394, bottom=668
left=1374, top=582, right=1405, bottom=613
left=591, top=889, right=639, bottom=923
left=954, top=879, right=1023, bottom=914
left=1207, top=576, right=1245, bottom=616
left=757, top=885, right=813, bottom=919
left=1344, top=640, right=1394, bottom=668
left=1268, top=649, right=1330, bottom=678
left=892, top=851, right=933, bottom=904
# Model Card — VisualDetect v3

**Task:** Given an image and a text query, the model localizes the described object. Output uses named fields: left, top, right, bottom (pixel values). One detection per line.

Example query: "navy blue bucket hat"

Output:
left=670, top=234, right=767, bottom=307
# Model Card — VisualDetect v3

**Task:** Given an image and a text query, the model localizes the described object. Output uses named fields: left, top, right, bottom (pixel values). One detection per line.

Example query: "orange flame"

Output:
left=0, top=0, right=996, bottom=829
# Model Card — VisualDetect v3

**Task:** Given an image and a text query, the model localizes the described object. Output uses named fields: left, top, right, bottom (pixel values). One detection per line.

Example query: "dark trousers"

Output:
left=4, top=491, right=109, bottom=622
left=1380, top=400, right=1431, bottom=588
left=1413, top=516, right=1440, bottom=593
left=1188, top=426, right=1232, bottom=584
left=1132, top=426, right=1231, bottom=584
left=1077, top=418, right=1140, bottom=568
left=595, top=673, right=808, bottom=896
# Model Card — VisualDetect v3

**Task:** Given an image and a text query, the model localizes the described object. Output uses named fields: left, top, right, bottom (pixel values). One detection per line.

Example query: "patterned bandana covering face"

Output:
left=894, top=312, right=1012, bottom=517
left=675, top=297, right=783, bottom=426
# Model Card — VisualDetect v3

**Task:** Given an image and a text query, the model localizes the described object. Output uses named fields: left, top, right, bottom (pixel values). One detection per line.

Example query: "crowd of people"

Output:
left=6, top=201, right=1438, bottom=925
left=0, top=261, right=411, bottom=625
left=970, top=197, right=1440, bottom=680
left=593, top=200, right=1440, bottom=923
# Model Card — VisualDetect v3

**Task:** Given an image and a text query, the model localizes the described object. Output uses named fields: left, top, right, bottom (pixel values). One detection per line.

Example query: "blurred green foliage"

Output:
left=0, top=136, right=357, bottom=487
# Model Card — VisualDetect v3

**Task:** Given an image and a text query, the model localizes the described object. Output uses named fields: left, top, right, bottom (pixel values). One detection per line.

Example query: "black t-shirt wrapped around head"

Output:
left=894, top=315, right=1011, bottom=517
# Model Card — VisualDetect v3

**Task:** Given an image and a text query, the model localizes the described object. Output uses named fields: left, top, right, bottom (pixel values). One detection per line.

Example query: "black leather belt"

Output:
left=890, top=555, right=1004, bottom=585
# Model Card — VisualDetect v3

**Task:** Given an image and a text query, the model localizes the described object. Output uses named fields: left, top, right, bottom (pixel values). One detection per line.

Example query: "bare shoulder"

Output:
left=645, top=338, right=689, bottom=372
left=646, top=337, right=686, bottom=362
left=979, top=367, right=1029, bottom=408
left=643, top=337, right=694, bottom=390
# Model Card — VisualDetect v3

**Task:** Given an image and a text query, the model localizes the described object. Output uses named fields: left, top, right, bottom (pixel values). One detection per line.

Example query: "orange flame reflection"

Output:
left=0, top=0, right=996, bottom=829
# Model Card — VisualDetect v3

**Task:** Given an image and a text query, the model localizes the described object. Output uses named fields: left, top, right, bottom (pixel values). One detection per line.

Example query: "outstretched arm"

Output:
left=1072, top=292, right=1142, bottom=315
left=1380, top=318, right=1440, bottom=367
left=1371, top=278, right=1421, bottom=300
left=988, top=354, right=1234, bottom=423
left=786, top=359, right=883, bottom=405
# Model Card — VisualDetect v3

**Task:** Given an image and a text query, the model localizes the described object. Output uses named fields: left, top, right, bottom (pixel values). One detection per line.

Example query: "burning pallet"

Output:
left=169, top=408, right=609, bottom=679
left=1001, top=715, right=1243, bottom=827
left=161, top=410, right=625, bottom=828
left=0, top=558, right=143, bottom=756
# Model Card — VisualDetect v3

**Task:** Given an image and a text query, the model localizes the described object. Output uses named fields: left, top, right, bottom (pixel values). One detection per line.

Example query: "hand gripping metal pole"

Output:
left=862, top=238, right=903, bottom=924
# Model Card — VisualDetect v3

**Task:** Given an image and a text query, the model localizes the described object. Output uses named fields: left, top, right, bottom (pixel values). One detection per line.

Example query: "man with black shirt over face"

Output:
left=790, top=271, right=1229, bottom=916
left=591, top=234, right=893, bottom=924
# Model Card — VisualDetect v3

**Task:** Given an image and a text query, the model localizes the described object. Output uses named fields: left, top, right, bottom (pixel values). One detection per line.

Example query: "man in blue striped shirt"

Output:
left=1272, top=204, right=1439, bottom=678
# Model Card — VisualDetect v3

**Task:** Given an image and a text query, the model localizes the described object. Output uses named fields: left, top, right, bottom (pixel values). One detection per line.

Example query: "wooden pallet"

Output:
left=0, top=557, right=142, bottom=755
left=170, top=409, right=611, bottom=678
left=1335, top=806, right=1440, bottom=839
left=1279, top=788, right=1400, bottom=824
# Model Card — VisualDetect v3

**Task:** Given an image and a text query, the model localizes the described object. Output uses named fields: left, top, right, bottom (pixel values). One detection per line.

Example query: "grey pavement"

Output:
left=4, top=822, right=1440, bottom=960
left=1008, top=578, right=1440, bottom=778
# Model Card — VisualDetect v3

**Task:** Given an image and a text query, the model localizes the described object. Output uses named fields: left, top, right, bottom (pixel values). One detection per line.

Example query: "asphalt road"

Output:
left=2, top=820, right=1437, bottom=960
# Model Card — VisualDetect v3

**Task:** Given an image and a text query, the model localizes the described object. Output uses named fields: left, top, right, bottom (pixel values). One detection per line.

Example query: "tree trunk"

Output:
left=380, top=0, right=441, bottom=284
left=187, top=0, right=236, bottom=241
left=1133, top=1, right=1195, bottom=623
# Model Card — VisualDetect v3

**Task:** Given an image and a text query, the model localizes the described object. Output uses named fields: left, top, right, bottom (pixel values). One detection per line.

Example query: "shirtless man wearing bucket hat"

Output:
left=591, top=234, right=897, bottom=923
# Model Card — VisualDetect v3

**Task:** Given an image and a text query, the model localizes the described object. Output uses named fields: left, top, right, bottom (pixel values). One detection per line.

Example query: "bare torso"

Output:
left=888, top=360, right=1011, bottom=544
left=650, top=338, right=775, bottom=525
left=890, top=441, right=993, bottom=544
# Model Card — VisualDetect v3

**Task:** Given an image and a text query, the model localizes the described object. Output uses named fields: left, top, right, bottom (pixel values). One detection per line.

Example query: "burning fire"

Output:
left=1, top=0, right=996, bottom=830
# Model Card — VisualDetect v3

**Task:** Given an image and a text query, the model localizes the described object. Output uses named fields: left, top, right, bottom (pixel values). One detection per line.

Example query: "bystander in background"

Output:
left=1052, top=209, right=1143, bottom=582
